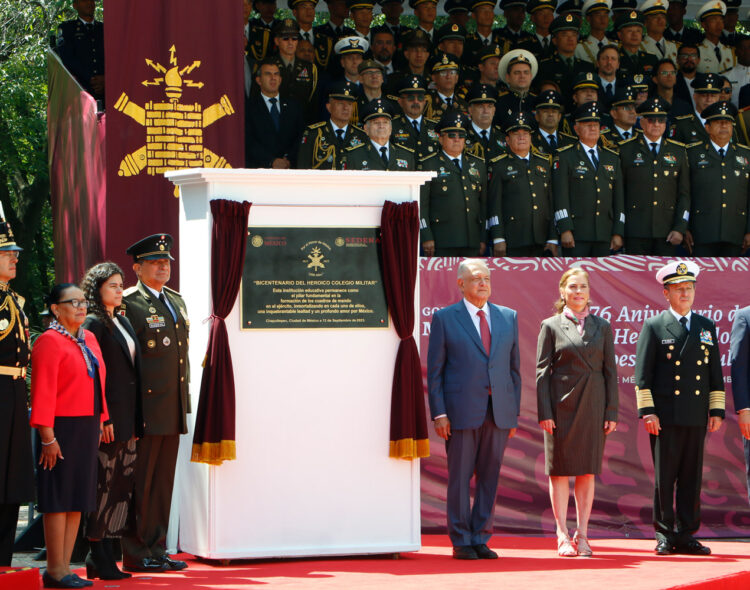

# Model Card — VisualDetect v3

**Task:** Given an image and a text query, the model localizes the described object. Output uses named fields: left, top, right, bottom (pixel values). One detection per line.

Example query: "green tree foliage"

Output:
left=0, top=1, right=73, bottom=328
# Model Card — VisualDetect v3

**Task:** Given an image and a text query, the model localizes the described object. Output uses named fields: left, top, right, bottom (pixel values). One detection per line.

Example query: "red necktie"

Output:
left=477, top=310, right=491, bottom=355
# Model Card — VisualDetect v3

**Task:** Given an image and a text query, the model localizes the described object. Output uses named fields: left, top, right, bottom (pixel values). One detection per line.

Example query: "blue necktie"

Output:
left=269, top=97, right=280, bottom=131
left=589, top=148, right=599, bottom=169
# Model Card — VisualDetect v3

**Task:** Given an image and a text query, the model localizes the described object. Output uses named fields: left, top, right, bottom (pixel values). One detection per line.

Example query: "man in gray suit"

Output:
left=730, top=305, right=750, bottom=503
left=427, top=258, right=522, bottom=560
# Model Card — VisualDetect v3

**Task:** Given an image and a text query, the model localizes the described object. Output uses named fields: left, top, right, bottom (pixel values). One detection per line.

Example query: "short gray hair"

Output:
left=457, top=258, right=490, bottom=279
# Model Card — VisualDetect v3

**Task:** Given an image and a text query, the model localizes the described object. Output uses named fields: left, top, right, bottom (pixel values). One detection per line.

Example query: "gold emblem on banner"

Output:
left=306, top=247, right=326, bottom=271
left=113, top=45, right=235, bottom=195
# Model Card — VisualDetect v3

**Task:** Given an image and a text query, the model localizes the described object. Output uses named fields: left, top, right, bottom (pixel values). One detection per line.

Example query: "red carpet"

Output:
left=50, top=536, right=750, bottom=589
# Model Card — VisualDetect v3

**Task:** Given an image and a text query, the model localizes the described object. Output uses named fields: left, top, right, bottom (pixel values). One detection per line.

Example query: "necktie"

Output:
left=269, top=97, right=280, bottom=131
left=445, top=96, right=452, bottom=108
left=714, top=45, right=721, bottom=64
left=412, top=119, right=419, bottom=133
left=334, top=27, right=341, bottom=37
left=657, top=41, right=664, bottom=56
left=597, top=40, right=604, bottom=50
left=159, top=292, right=176, bottom=322
left=623, top=131, right=630, bottom=139
left=480, top=129, right=489, bottom=146
left=303, top=31, right=311, bottom=43
left=380, top=146, right=388, bottom=166
left=548, top=134, right=557, bottom=149
left=719, top=147, right=725, bottom=158
left=335, top=128, right=345, bottom=146
left=542, top=38, right=549, bottom=50
left=605, top=83, right=613, bottom=99
left=589, top=148, right=599, bottom=169
left=650, top=142, right=658, bottom=157
left=679, top=316, right=688, bottom=332
left=452, top=157, right=461, bottom=171
left=477, top=310, right=491, bottom=356
left=484, top=38, right=490, bottom=47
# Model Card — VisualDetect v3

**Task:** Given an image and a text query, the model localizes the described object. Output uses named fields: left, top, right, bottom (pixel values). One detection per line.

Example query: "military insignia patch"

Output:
left=147, top=339, right=156, bottom=349
left=163, top=336, right=171, bottom=346
left=603, top=164, right=614, bottom=172
left=427, top=129, right=439, bottom=141
left=396, top=158, right=408, bottom=168
left=468, top=167, right=480, bottom=177
left=699, top=329, right=713, bottom=346
left=536, top=165, right=546, bottom=175
left=737, top=155, right=748, bottom=166
left=663, top=154, right=677, bottom=165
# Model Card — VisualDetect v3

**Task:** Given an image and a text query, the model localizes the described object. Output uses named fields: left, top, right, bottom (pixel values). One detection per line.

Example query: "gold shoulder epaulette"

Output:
left=557, top=143, right=575, bottom=152
left=620, top=135, right=638, bottom=145
left=489, top=153, right=508, bottom=164
left=351, top=124, right=364, bottom=132
left=532, top=150, right=552, bottom=162
left=123, top=286, right=138, bottom=296
left=686, top=141, right=703, bottom=149
left=665, top=138, right=686, bottom=147
left=425, top=117, right=439, bottom=124
left=466, top=152, right=484, bottom=163
left=396, top=144, right=415, bottom=153
left=736, top=142, right=750, bottom=151
left=164, top=286, right=183, bottom=297
left=497, top=90, right=509, bottom=97
left=675, top=114, right=693, bottom=120
left=308, top=121, right=326, bottom=129
left=602, top=145, right=619, bottom=155
left=420, top=152, right=438, bottom=162
left=345, top=143, right=364, bottom=152
left=560, top=132, right=577, bottom=140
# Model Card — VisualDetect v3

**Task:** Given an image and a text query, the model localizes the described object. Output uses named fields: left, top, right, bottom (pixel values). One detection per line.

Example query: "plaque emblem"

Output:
left=307, top=247, right=326, bottom=271
left=335, top=237, right=345, bottom=246
left=252, top=235, right=264, bottom=247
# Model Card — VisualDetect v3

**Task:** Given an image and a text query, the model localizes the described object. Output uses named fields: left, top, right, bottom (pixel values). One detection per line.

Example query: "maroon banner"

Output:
left=105, top=0, right=244, bottom=286
left=419, top=257, right=750, bottom=538
left=48, top=50, right=106, bottom=282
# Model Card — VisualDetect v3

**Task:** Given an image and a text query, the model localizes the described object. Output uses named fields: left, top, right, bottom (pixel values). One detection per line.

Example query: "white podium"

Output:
left=165, top=169, right=433, bottom=559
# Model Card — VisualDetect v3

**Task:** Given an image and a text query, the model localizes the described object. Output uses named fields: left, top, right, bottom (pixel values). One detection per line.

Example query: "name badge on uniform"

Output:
left=699, top=329, right=713, bottom=346
left=661, top=338, right=675, bottom=344
left=438, top=166, right=450, bottom=177
left=147, top=314, right=166, bottom=329
left=633, top=153, right=644, bottom=165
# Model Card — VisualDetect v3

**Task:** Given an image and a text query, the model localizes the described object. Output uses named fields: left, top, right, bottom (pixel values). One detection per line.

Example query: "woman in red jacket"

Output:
left=31, top=284, right=109, bottom=589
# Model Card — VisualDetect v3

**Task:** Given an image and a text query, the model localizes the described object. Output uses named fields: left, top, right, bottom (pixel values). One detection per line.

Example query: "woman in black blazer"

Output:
left=81, top=262, right=144, bottom=581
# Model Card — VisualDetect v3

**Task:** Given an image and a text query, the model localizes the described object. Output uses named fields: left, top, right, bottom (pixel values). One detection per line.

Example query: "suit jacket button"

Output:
left=675, top=390, right=680, bottom=395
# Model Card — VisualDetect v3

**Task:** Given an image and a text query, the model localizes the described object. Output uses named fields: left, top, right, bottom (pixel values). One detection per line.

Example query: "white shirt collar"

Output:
left=371, top=139, right=389, bottom=152
left=408, top=115, right=423, bottom=126
left=615, top=125, right=633, bottom=137
left=438, top=91, right=454, bottom=102
left=644, top=136, right=662, bottom=149
left=331, top=122, right=348, bottom=134
left=472, top=121, right=491, bottom=135
left=260, top=92, right=280, bottom=109
left=463, top=298, right=490, bottom=320
left=669, top=307, right=692, bottom=327
left=443, top=151, right=461, bottom=166
left=711, top=139, right=730, bottom=153
left=144, top=284, right=164, bottom=299
left=580, top=141, right=598, bottom=153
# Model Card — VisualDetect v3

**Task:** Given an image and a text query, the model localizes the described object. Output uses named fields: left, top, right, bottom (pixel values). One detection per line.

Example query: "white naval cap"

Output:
left=655, top=260, right=701, bottom=285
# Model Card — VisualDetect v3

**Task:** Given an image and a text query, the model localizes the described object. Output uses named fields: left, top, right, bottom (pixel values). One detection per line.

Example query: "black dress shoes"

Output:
left=655, top=539, right=675, bottom=555
left=472, top=544, right=499, bottom=559
left=676, top=539, right=711, bottom=555
left=452, top=546, right=479, bottom=560
left=42, top=571, right=89, bottom=588
left=156, top=554, right=189, bottom=570
left=122, top=557, right=169, bottom=572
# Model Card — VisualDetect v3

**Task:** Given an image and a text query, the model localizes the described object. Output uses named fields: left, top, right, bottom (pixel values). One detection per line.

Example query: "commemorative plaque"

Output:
left=241, top=227, right=389, bottom=329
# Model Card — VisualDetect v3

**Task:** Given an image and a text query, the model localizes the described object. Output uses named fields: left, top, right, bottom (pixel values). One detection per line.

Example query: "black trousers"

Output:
left=0, top=503, right=19, bottom=566
left=691, top=242, right=743, bottom=257
left=121, top=434, right=179, bottom=562
left=562, top=241, right=611, bottom=257
left=626, top=238, right=678, bottom=256
left=650, top=425, right=706, bottom=542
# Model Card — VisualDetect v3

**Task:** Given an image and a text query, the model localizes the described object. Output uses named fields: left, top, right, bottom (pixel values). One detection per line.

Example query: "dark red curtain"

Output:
left=381, top=201, right=430, bottom=459
left=192, top=199, right=251, bottom=465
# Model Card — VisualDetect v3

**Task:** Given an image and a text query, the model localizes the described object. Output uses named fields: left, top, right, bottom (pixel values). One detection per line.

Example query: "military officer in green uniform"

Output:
left=270, top=18, right=319, bottom=123
left=616, top=10, right=658, bottom=79
left=463, top=0, right=498, bottom=69
left=552, top=101, right=625, bottom=256
left=601, top=85, right=641, bottom=149
left=493, top=0, right=535, bottom=53
left=419, top=110, right=488, bottom=257
left=297, top=81, right=368, bottom=169
left=488, top=111, right=557, bottom=256
left=685, top=101, right=750, bottom=256
left=464, top=84, right=507, bottom=165
left=341, top=98, right=416, bottom=169
left=635, top=260, right=724, bottom=556
left=121, top=234, right=190, bottom=573
left=669, top=73, right=722, bottom=144
left=246, top=0, right=280, bottom=62
left=425, top=53, right=469, bottom=120
left=0, top=217, right=32, bottom=567
left=619, top=97, right=690, bottom=255
left=532, top=90, right=577, bottom=155
left=495, top=49, right=538, bottom=130
left=560, top=71, right=615, bottom=137
left=390, top=75, right=441, bottom=159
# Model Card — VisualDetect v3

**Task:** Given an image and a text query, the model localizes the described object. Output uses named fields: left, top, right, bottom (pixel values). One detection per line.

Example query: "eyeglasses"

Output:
left=443, top=131, right=466, bottom=139
left=58, top=299, right=89, bottom=308
left=658, top=71, right=677, bottom=77
left=644, top=117, right=667, bottom=124
left=404, top=94, right=426, bottom=101
left=437, top=70, right=458, bottom=77
left=0, top=251, right=19, bottom=260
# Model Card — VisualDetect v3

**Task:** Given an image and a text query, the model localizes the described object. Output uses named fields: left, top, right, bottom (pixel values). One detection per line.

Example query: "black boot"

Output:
left=85, top=540, right=120, bottom=580
left=103, top=539, right=131, bottom=580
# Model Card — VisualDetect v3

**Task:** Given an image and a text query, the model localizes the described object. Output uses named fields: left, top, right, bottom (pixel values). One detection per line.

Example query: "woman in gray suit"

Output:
left=536, top=268, right=618, bottom=557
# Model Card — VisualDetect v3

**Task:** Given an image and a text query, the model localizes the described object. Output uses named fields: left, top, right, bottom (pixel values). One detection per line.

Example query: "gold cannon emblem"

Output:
left=114, top=45, right=235, bottom=195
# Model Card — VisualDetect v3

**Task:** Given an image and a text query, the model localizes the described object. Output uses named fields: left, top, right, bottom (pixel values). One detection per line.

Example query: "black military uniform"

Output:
left=419, top=111, right=488, bottom=256
left=463, top=84, right=507, bottom=164
left=615, top=11, right=659, bottom=79
left=663, top=0, right=704, bottom=47
left=553, top=101, right=625, bottom=256
left=120, top=234, right=190, bottom=574
left=685, top=101, right=750, bottom=256
left=518, top=0, right=557, bottom=60
left=463, top=6, right=499, bottom=70
left=488, top=111, right=556, bottom=255
left=635, top=261, right=724, bottom=556
left=298, top=81, right=369, bottom=168
left=425, top=53, right=469, bottom=120
left=314, top=20, right=356, bottom=71
left=619, top=97, right=690, bottom=255
left=669, top=73, right=737, bottom=145
left=492, top=0, right=534, bottom=53
left=341, top=98, right=416, bottom=170
left=0, top=220, right=32, bottom=567
left=246, top=15, right=280, bottom=62
left=536, top=15, right=595, bottom=104
left=55, top=17, right=104, bottom=99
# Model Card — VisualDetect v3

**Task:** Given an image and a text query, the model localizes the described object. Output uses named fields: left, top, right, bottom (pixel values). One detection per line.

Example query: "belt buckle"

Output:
left=20, top=367, right=26, bottom=379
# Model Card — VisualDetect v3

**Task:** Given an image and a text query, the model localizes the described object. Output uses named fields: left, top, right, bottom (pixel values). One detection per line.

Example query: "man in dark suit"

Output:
left=427, top=258, right=521, bottom=560
left=246, top=60, right=304, bottom=168
left=121, top=234, right=190, bottom=573
left=552, top=101, right=625, bottom=256
left=341, top=98, right=415, bottom=169
left=55, top=0, right=104, bottom=100
left=635, top=260, right=724, bottom=556
left=418, top=110, right=487, bottom=257
left=730, top=305, right=750, bottom=504
left=0, top=219, right=32, bottom=567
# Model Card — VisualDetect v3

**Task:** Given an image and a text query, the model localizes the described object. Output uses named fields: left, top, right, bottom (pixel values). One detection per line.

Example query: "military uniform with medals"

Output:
left=246, top=17, right=279, bottom=62
left=463, top=83, right=507, bottom=164
left=314, top=21, right=355, bottom=72
left=0, top=220, right=32, bottom=567
left=55, top=17, right=105, bottom=98
left=419, top=111, right=488, bottom=256
left=685, top=101, right=750, bottom=256
left=537, top=55, right=595, bottom=108
left=391, top=115, right=440, bottom=159
left=635, top=261, right=724, bottom=556
left=120, top=235, right=190, bottom=573
left=695, top=1, right=735, bottom=74
left=298, top=120, right=368, bottom=169
left=487, top=116, right=556, bottom=256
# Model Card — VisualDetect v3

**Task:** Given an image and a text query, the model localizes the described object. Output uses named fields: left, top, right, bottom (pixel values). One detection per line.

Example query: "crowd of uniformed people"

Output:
left=54, top=0, right=750, bottom=257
